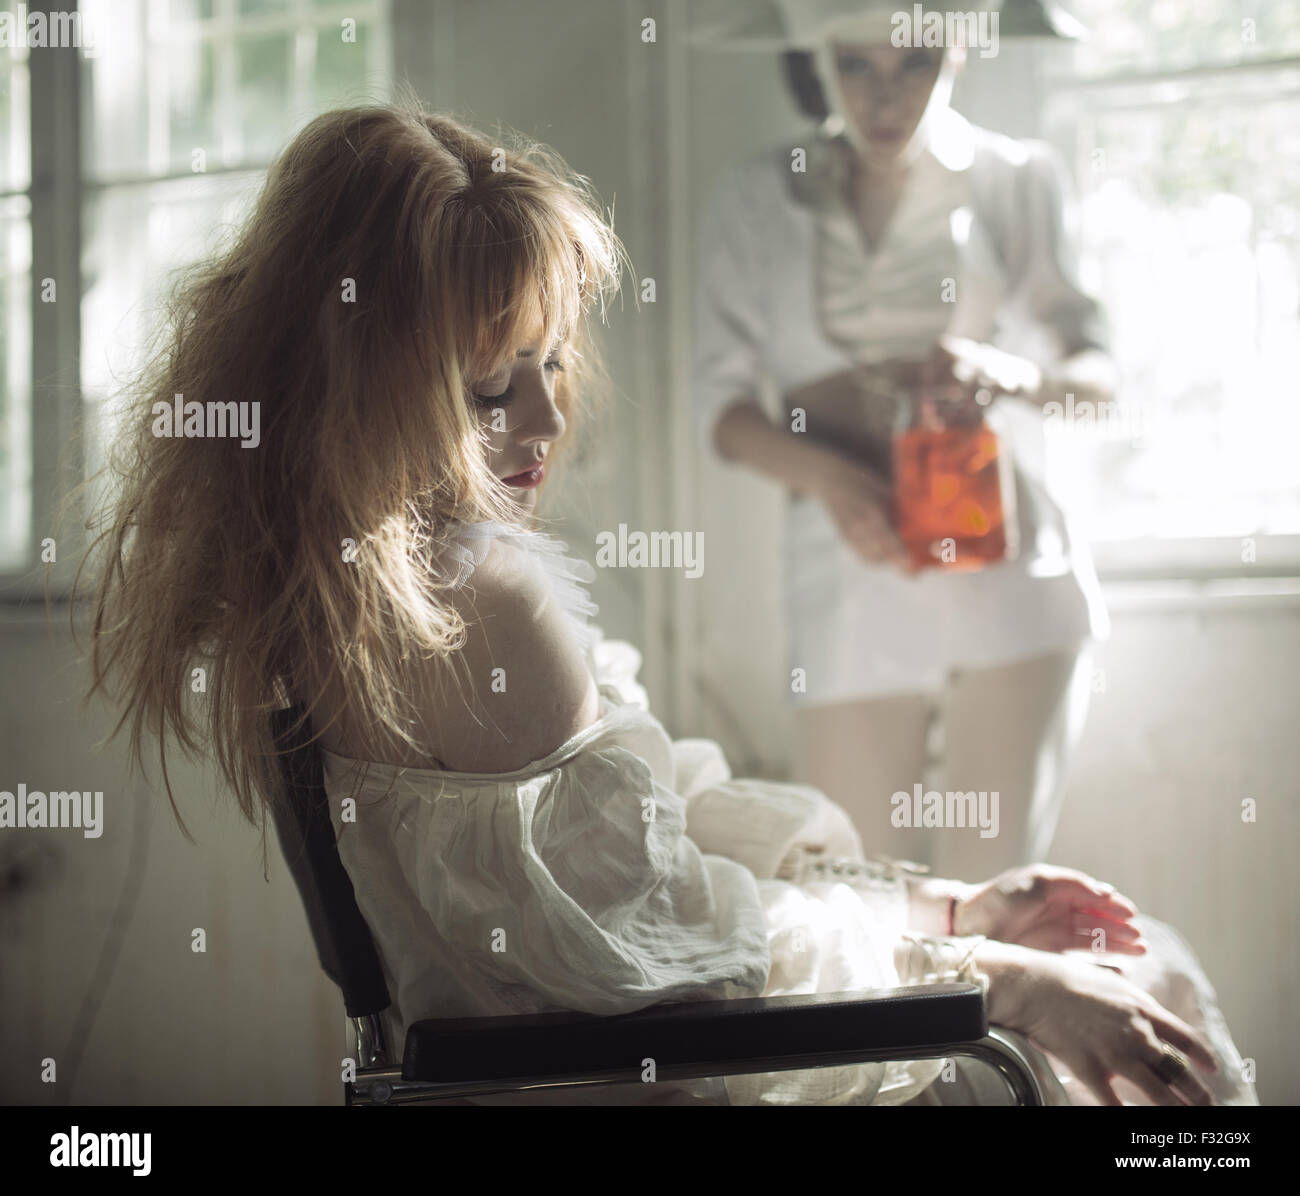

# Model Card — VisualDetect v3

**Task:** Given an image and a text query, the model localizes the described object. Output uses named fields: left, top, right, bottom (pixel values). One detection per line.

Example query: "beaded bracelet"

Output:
left=898, top=932, right=990, bottom=995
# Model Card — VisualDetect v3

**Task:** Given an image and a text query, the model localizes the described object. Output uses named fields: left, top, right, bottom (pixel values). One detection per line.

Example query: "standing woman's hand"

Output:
left=814, top=455, right=917, bottom=572
left=923, top=336, right=1045, bottom=416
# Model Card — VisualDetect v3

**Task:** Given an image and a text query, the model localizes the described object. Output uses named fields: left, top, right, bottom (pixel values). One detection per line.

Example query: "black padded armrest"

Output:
left=403, top=983, right=985, bottom=1085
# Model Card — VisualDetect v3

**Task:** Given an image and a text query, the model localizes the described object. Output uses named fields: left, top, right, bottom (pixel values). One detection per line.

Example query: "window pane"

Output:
left=1044, top=2, right=1300, bottom=548
left=80, top=0, right=151, bottom=180
left=0, top=26, right=28, bottom=567
left=0, top=198, right=31, bottom=571
left=313, top=21, right=373, bottom=108
left=170, top=0, right=216, bottom=22
left=167, top=38, right=219, bottom=173
left=84, top=0, right=388, bottom=180
left=239, top=0, right=292, bottom=15
left=0, top=53, right=30, bottom=192
left=1051, top=77, right=1300, bottom=540
left=236, top=34, right=293, bottom=159
left=76, top=0, right=390, bottom=548
left=1066, top=0, right=1300, bottom=74
left=81, top=177, right=261, bottom=485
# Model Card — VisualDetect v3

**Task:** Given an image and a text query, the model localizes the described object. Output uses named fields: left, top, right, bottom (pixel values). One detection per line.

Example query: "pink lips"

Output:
left=502, top=463, right=545, bottom=489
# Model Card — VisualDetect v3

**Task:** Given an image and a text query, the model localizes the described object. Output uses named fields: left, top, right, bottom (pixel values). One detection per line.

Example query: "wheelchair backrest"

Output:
left=268, top=704, right=391, bottom=1019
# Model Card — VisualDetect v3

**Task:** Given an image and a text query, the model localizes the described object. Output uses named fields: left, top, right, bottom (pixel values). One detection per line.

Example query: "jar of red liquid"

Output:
left=892, top=391, right=1019, bottom=571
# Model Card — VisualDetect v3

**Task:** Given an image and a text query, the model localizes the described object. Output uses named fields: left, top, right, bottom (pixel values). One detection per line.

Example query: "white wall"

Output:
left=0, top=609, right=341, bottom=1104
left=1051, top=590, right=1300, bottom=1105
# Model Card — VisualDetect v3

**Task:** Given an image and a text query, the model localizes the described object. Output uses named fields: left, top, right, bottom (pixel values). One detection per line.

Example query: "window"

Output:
left=1041, top=0, right=1300, bottom=576
left=0, top=32, right=30, bottom=572
left=0, top=0, right=391, bottom=591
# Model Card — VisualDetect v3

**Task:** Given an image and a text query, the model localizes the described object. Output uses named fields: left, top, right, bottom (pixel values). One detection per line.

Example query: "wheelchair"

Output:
left=269, top=706, right=1049, bottom=1106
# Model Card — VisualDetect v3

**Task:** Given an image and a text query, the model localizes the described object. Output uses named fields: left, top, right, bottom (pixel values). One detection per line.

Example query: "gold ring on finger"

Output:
left=1152, top=1044, right=1189, bottom=1086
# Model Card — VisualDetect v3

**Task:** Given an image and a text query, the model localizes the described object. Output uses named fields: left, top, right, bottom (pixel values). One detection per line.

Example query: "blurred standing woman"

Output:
left=691, top=0, right=1115, bottom=881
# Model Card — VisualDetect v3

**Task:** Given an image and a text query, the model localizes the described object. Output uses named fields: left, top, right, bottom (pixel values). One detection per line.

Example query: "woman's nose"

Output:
left=865, top=81, right=905, bottom=111
left=517, top=376, right=565, bottom=445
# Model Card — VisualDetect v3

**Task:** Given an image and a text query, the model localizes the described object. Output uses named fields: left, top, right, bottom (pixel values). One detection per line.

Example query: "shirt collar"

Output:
left=803, top=105, right=976, bottom=203
left=811, top=105, right=977, bottom=184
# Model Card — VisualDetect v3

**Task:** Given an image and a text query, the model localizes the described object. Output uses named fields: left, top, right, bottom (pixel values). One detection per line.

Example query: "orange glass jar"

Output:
left=892, top=393, right=1019, bottom=571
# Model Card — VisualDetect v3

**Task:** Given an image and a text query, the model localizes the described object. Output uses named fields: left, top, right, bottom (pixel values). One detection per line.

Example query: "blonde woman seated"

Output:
left=81, top=101, right=1255, bottom=1107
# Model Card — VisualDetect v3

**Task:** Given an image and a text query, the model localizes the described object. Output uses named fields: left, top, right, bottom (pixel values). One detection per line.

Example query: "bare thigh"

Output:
left=792, top=695, right=934, bottom=863
left=934, top=647, right=1091, bottom=883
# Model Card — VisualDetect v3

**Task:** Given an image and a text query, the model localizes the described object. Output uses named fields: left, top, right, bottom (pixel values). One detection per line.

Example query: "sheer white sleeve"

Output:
left=330, top=741, right=771, bottom=1022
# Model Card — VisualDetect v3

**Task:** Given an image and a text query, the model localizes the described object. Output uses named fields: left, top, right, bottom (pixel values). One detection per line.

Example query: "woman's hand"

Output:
left=982, top=944, right=1220, bottom=1106
left=813, top=456, right=917, bottom=572
left=939, top=336, right=1043, bottom=397
left=955, top=864, right=1147, bottom=956
left=907, top=337, right=1044, bottom=418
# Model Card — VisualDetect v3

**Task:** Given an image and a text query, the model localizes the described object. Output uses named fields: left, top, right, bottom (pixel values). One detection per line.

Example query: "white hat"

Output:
left=688, top=0, right=1082, bottom=52
left=781, top=0, right=1004, bottom=47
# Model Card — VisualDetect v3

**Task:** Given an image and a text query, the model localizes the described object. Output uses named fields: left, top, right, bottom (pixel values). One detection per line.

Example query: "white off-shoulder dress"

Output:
left=319, top=521, right=1255, bottom=1107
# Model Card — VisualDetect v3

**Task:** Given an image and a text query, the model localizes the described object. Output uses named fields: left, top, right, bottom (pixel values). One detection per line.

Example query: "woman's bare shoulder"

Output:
left=416, top=533, right=600, bottom=774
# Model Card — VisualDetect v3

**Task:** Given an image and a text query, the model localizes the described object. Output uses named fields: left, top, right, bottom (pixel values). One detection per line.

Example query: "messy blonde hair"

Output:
left=73, top=97, right=625, bottom=841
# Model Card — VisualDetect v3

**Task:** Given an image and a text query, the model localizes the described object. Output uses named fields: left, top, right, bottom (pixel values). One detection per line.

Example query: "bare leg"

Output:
left=931, top=646, right=1092, bottom=883
left=792, top=695, right=935, bottom=864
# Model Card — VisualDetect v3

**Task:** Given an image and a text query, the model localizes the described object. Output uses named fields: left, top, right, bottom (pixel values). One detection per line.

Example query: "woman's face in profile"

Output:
left=467, top=317, right=567, bottom=516
left=830, top=42, right=948, bottom=160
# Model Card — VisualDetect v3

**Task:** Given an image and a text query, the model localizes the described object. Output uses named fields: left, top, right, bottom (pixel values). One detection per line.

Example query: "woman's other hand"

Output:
left=912, top=337, right=1044, bottom=419
left=956, top=864, right=1146, bottom=956
left=814, top=456, right=917, bottom=572
left=981, top=944, right=1220, bottom=1106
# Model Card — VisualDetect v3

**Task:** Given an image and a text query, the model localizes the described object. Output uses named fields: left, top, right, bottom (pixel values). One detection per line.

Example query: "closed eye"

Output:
left=472, top=359, right=564, bottom=408
left=473, top=385, right=515, bottom=408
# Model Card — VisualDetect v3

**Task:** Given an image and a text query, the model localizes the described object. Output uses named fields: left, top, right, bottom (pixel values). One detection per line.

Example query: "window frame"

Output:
left=0, top=0, right=392, bottom=603
left=1040, top=49, right=1300, bottom=582
left=1, top=25, right=83, bottom=604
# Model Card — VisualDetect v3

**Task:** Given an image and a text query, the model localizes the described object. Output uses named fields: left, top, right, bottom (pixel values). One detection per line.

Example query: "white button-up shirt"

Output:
left=690, top=107, right=1109, bottom=699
